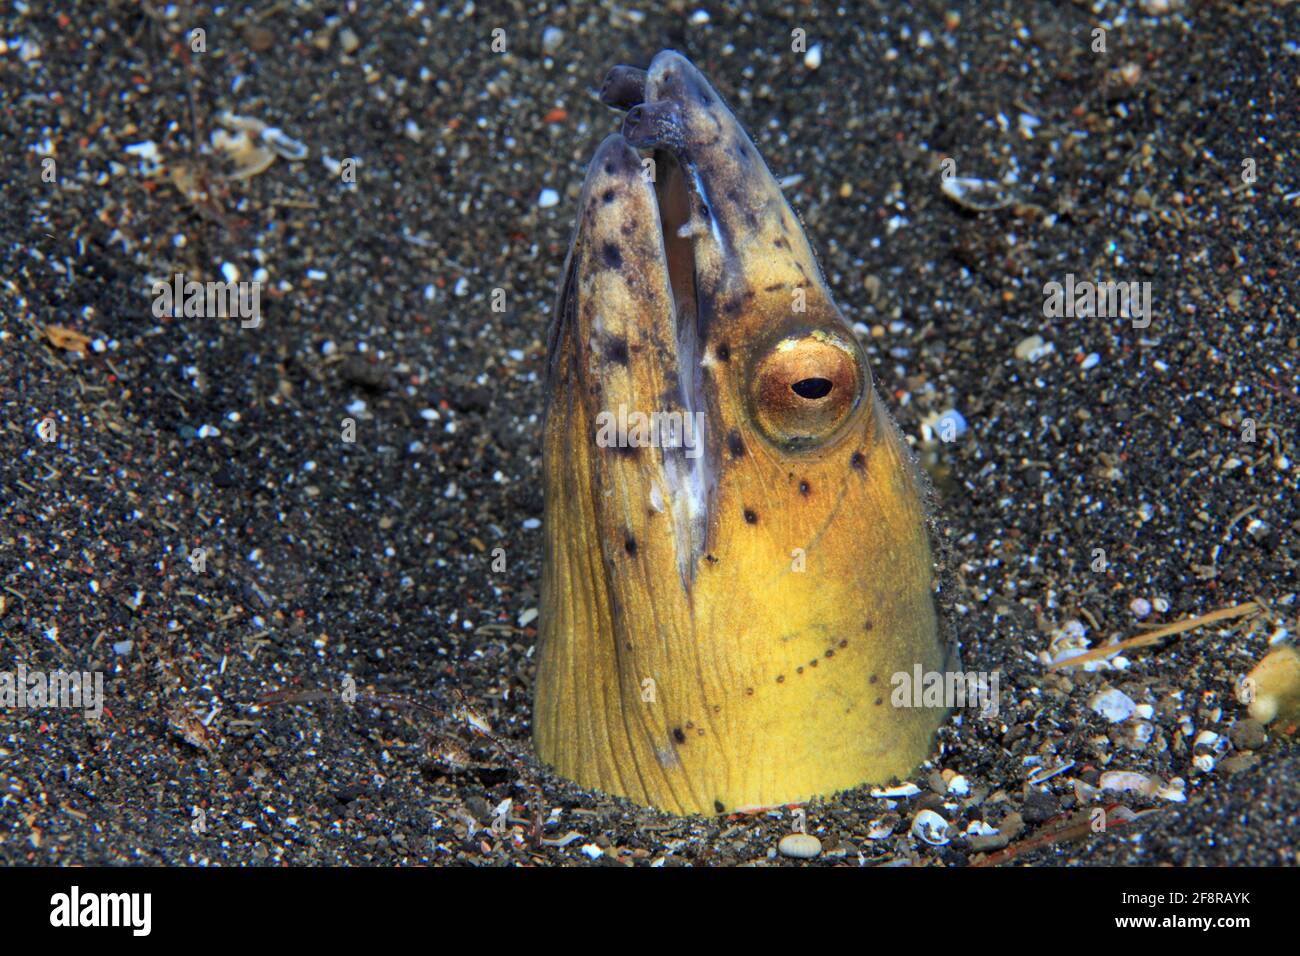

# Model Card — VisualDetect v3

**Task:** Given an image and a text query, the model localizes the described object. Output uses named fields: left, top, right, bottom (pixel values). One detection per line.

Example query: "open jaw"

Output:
left=574, top=52, right=800, bottom=586
left=552, top=50, right=864, bottom=589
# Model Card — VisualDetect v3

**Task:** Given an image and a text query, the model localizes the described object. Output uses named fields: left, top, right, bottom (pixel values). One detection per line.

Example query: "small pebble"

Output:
left=538, top=188, right=560, bottom=208
left=778, top=833, right=822, bottom=859
left=1228, top=718, right=1266, bottom=750
left=1014, top=334, right=1054, bottom=362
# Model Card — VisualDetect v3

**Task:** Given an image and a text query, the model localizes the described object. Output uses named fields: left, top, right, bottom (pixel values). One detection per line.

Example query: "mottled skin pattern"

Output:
left=536, top=51, right=952, bottom=815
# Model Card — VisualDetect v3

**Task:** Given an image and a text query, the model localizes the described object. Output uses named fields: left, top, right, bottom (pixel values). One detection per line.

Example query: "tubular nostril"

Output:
left=791, top=378, right=833, bottom=400
left=621, top=100, right=686, bottom=150
left=600, top=65, right=649, bottom=111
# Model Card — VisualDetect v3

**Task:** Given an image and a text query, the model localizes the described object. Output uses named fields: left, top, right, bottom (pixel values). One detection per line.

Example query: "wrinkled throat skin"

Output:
left=535, top=51, right=952, bottom=815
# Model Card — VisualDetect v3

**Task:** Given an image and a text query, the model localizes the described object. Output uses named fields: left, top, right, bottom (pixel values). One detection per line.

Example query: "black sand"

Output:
left=1, top=1, right=1296, bottom=865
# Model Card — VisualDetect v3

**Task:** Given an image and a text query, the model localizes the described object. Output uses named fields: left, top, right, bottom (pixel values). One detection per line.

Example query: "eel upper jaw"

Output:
left=604, top=52, right=819, bottom=336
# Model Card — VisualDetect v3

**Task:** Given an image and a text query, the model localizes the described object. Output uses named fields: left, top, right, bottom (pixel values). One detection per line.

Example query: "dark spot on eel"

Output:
left=602, top=243, right=623, bottom=269
left=743, top=508, right=757, bottom=524
left=672, top=727, right=686, bottom=744
left=624, top=534, right=638, bottom=556
left=714, top=799, right=725, bottom=813
left=851, top=451, right=866, bottom=471
left=716, top=342, right=730, bottom=361
left=799, top=481, right=810, bottom=496
left=727, top=430, right=745, bottom=457
left=605, top=336, right=629, bottom=365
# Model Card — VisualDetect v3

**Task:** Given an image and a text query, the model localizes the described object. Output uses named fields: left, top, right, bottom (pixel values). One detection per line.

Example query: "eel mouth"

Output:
left=553, top=51, right=859, bottom=586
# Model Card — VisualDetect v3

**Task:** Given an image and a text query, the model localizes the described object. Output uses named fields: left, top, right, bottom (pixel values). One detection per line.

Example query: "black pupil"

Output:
left=791, top=377, right=833, bottom=399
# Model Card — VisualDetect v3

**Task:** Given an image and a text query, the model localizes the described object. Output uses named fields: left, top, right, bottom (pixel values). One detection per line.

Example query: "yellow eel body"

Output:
left=535, top=51, right=954, bottom=815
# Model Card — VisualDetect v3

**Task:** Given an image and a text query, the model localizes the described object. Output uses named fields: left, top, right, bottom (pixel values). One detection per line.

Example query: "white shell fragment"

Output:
left=870, top=783, right=921, bottom=799
left=1091, top=687, right=1137, bottom=723
left=940, top=175, right=1016, bottom=211
left=1098, top=771, right=1158, bottom=796
left=1027, top=760, right=1074, bottom=785
left=910, top=809, right=950, bottom=845
left=1156, top=777, right=1187, bottom=802
left=866, top=818, right=897, bottom=840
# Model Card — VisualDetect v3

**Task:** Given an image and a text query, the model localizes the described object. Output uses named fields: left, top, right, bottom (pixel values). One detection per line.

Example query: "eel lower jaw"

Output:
left=650, top=148, right=714, bottom=587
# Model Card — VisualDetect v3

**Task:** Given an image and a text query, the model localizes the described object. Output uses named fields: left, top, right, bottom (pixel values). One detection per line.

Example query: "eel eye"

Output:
left=749, top=333, right=865, bottom=447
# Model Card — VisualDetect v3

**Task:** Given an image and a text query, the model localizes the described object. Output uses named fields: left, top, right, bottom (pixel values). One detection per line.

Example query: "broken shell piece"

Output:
left=43, top=325, right=92, bottom=354
left=1098, top=770, right=1158, bottom=796
left=910, top=809, right=950, bottom=845
left=866, top=817, right=898, bottom=840
left=940, top=175, right=1016, bottom=211
left=1028, top=760, right=1074, bottom=785
left=870, top=783, right=921, bottom=799
left=1123, top=720, right=1155, bottom=748
left=212, top=128, right=276, bottom=180
left=1091, top=687, right=1137, bottom=723
left=1156, top=777, right=1187, bottom=802
left=213, top=111, right=309, bottom=177
left=1193, top=729, right=1230, bottom=756
left=261, top=127, right=308, bottom=162
left=1243, top=644, right=1300, bottom=725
